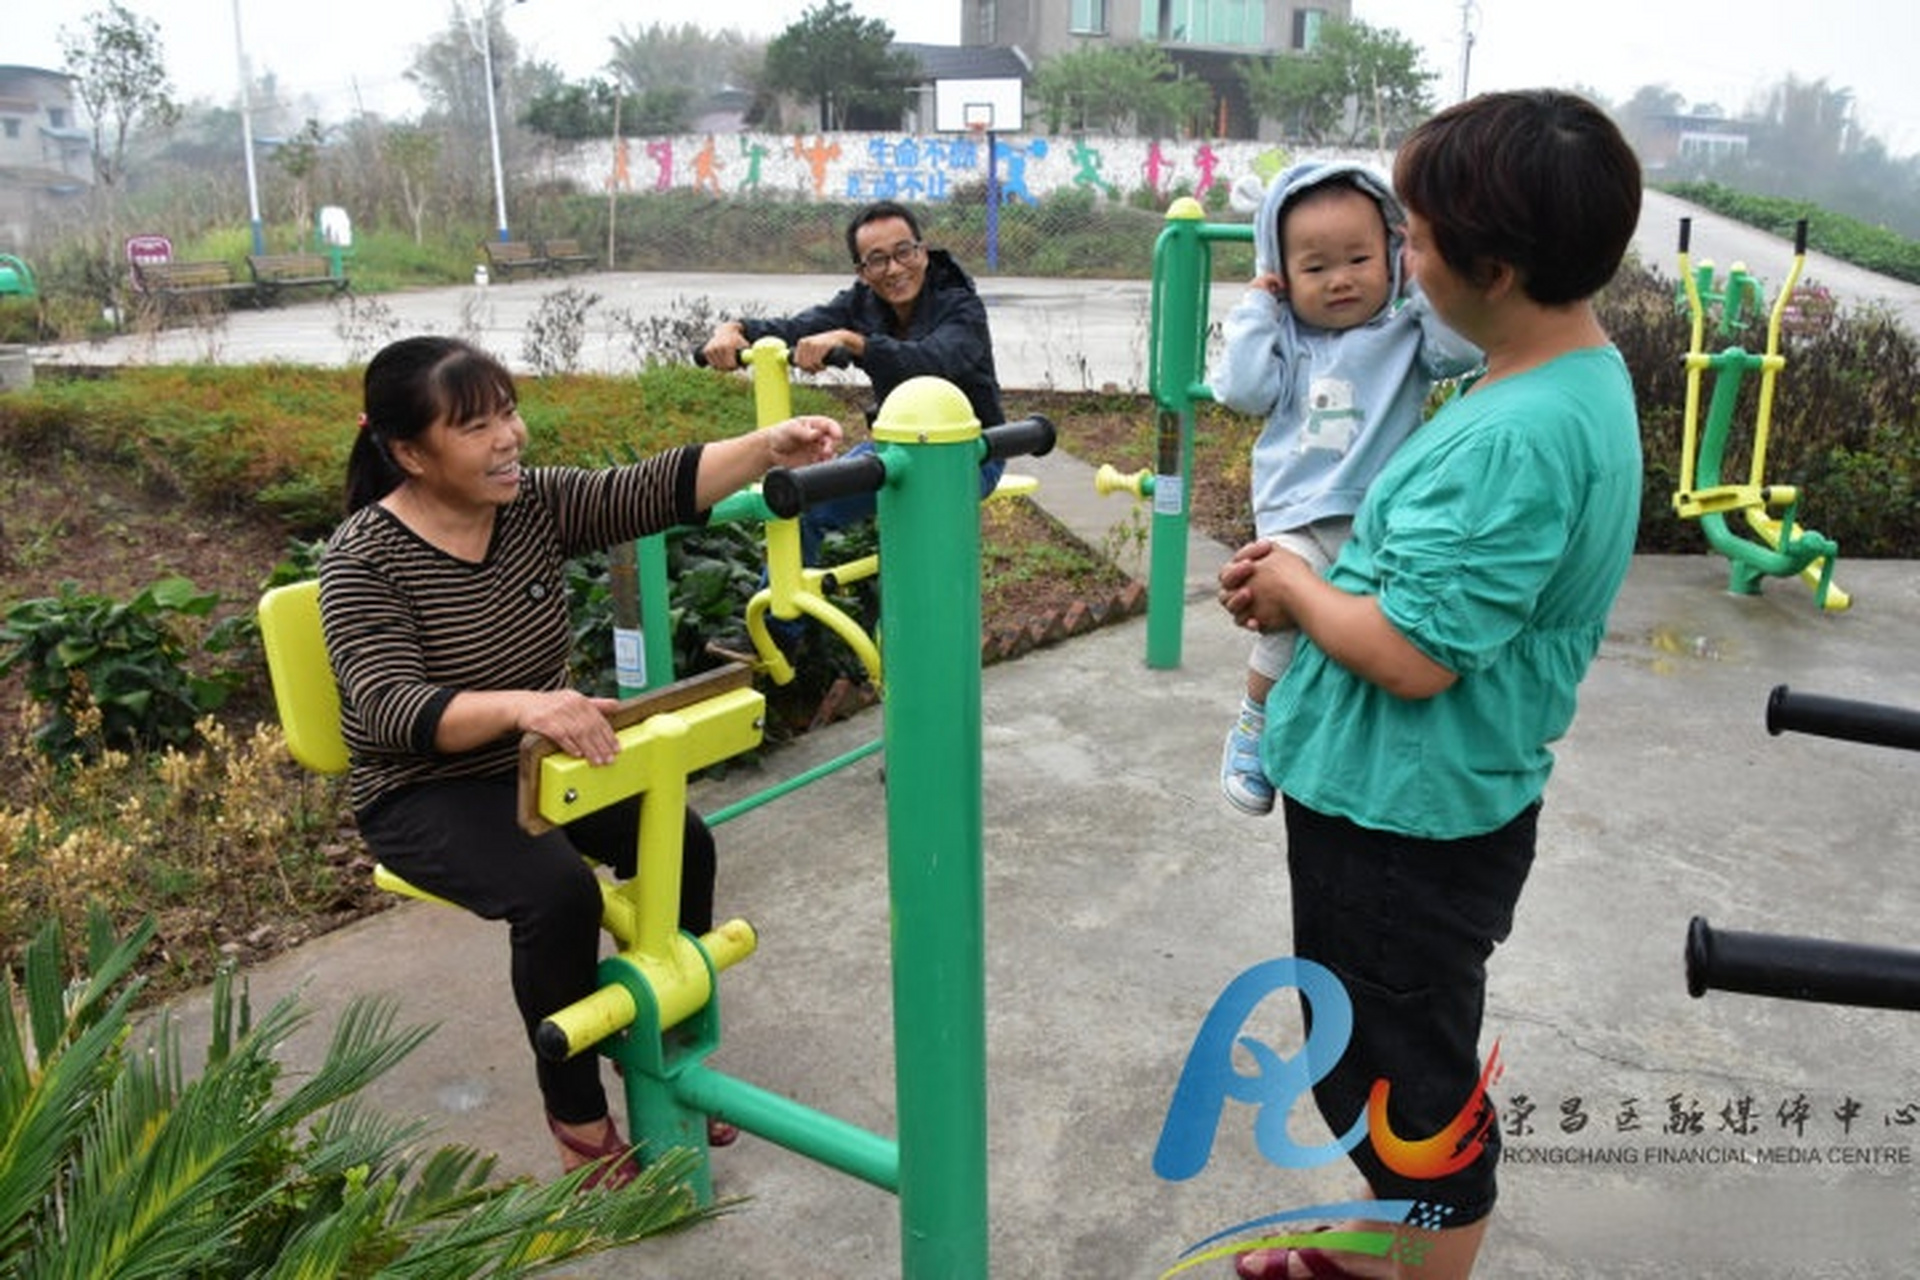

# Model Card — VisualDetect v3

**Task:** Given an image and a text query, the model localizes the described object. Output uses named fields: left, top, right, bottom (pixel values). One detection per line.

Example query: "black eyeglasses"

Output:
left=858, top=241, right=924, bottom=274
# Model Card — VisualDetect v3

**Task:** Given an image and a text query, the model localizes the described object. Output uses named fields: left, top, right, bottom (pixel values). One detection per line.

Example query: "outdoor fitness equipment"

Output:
left=668, top=336, right=1038, bottom=693
left=1687, top=685, right=1920, bottom=1011
left=0, top=253, right=36, bottom=299
left=1672, top=217, right=1848, bottom=611
left=262, top=377, right=1056, bottom=1278
left=715, top=337, right=884, bottom=688
left=544, top=378, right=1054, bottom=1277
left=1098, top=198, right=1252, bottom=669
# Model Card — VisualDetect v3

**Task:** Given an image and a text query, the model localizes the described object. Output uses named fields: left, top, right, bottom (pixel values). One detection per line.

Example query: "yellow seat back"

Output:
left=258, top=579, right=349, bottom=776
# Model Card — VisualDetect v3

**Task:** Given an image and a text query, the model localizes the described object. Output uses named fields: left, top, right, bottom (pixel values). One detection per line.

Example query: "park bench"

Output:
left=481, top=239, right=549, bottom=279
left=130, top=259, right=255, bottom=317
left=247, top=252, right=349, bottom=305
left=541, top=237, right=596, bottom=274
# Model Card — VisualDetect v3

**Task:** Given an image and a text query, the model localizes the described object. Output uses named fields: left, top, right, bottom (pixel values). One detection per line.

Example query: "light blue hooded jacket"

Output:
left=1209, top=160, right=1482, bottom=536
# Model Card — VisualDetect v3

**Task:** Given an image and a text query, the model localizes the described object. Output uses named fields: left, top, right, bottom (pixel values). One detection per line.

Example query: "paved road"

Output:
left=29, top=189, right=1918, bottom=395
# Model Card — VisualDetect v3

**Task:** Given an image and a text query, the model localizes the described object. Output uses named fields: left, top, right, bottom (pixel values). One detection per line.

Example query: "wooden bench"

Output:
left=247, top=252, right=349, bottom=305
left=130, top=259, right=255, bottom=315
left=481, top=240, right=548, bottom=279
left=541, top=237, right=596, bottom=274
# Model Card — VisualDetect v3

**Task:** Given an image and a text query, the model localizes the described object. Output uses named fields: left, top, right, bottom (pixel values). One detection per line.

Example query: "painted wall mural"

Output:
left=551, top=132, right=1367, bottom=206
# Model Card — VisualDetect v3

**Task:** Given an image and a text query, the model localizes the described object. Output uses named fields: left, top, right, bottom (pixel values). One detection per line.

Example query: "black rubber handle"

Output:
left=1678, top=217, right=1692, bottom=253
left=1794, top=219, right=1808, bottom=255
left=982, top=413, right=1056, bottom=462
left=535, top=1019, right=571, bottom=1062
left=763, top=452, right=888, bottom=519
left=692, top=344, right=852, bottom=369
left=1687, top=916, right=1920, bottom=1011
left=1765, top=685, right=1920, bottom=752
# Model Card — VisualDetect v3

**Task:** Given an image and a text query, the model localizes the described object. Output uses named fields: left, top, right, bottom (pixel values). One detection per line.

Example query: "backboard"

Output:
left=933, top=78, right=1024, bottom=134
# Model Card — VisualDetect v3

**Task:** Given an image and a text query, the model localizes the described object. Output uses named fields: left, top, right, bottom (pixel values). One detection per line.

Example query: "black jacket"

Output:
left=742, top=248, right=1005, bottom=430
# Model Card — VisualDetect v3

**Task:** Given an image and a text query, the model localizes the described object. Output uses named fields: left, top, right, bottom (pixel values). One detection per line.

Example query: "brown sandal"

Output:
left=547, top=1113, right=641, bottom=1190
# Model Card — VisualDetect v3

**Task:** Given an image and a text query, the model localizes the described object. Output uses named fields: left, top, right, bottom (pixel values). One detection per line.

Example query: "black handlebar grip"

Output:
left=1794, top=219, right=1809, bottom=255
left=763, top=452, right=888, bottom=519
left=982, top=414, right=1056, bottom=462
left=1765, top=685, right=1920, bottom=752
left=1678, top=217, right=1691, bottom=253
left=1687, top=916, right=1920, bottom=1012
left=535, top=1019, right=571, bottom=1062
left=691, top=344, right=850, bottom=369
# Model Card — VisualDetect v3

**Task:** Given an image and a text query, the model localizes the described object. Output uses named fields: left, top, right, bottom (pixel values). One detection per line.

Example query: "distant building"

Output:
left=0, top=65, right=91, bottom=250
left=956, top=0, right=1351, bottom=138
left=1640, top=109, right=1751, bottom=170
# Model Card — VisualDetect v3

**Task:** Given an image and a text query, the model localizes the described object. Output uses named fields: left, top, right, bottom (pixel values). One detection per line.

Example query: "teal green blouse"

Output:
left=1265, top=346, right=1642, bottom=838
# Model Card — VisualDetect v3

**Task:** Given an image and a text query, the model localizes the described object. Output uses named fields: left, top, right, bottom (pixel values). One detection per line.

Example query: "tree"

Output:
left=380, top=123, right=443, bottom=245
left=1239, top=18, right=1435, bottom=146
left=608, top=21, right=760, bottom=102
left=1032, top=43, right=1211, bottom=136
left=1753, top=75, right=1859, bottom=188
left=761, top=0, right=915, bottom=131
left=522, top=79, right=694, bottom=141
left=407, top=4, right=540, bottom=232
left=272, top=118, right=328, bottom=242
left=59, top=2, right=181, bottom=192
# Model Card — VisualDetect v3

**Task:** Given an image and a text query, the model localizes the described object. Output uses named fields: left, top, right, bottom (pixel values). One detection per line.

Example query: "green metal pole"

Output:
left=636, top=532, right=674, bottom=690
left=1139, top=202, right=1253, bottom=670
left=871, top=377, right=989, bottom=1280
left=1145, top=199, right=1208, bottom=669
left=612, top=533, right=675, bottom=696
left=705, top=735, right=884, bottom=827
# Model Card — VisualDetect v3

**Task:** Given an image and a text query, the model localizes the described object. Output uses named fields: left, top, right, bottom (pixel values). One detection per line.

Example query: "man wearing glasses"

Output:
left=701, top=199, right=1006, bottom=557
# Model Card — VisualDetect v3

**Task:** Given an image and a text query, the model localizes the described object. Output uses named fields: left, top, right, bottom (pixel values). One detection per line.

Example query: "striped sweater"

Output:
left=318, top=447, right=703, bottom=816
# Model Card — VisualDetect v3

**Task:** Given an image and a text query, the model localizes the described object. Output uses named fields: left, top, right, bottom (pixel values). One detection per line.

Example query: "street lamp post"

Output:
left=231, top=0, right=265, bottom=254
left=1456, top=0, right=1479, bottom=103
left=478, top=8, right=509, bottom=243
left=471, top=0, right=526, bottom=244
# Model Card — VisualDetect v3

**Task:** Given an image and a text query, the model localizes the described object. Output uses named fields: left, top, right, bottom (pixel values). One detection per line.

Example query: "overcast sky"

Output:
left=8, top=0, right=1916, bottom=155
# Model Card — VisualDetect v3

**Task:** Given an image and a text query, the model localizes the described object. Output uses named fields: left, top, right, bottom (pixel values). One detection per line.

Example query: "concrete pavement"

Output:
left=104, top=194, right=1920, bottom=1277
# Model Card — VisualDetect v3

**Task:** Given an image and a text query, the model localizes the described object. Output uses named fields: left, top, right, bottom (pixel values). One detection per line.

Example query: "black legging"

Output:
left=358, top=775, right=717, bottom=1123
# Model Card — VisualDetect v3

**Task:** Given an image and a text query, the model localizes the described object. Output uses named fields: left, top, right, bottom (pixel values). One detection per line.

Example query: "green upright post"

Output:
left=610, top=534, right=675, bottom=695
left=871, top=377, right=989, bottom=1280
left=1145, top=199, right=1209, bottom=670
left=1141, top=198, right=1254, bottom=669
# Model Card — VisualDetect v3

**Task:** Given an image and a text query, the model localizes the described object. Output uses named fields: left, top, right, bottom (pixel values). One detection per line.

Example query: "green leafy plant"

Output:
left=0, top=576, right=247, bottom=760
left=0, top=907, right=723, bottom=1279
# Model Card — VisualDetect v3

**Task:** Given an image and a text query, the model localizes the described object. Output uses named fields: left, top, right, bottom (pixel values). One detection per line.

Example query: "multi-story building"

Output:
left=0, top=65, right=91, bottom=250
left=959, top=0, right=1351, bottom=137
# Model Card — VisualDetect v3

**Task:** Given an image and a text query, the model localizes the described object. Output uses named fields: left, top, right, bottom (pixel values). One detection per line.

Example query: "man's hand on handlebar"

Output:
left=794, top=330, right=862, bottom=372
left=700, top=321, right=748, bottom=371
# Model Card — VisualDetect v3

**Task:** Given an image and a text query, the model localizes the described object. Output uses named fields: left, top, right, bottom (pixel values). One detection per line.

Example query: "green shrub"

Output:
left=0, top=576, right=247, bottom=760
left=1659, top=180, right=1920, bottom=285
left=0, top=908, right=722, bottom=1278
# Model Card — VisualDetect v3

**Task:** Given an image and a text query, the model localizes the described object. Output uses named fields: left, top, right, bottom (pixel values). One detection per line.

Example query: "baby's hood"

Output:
left=1252, top=159, right=1407, bottom=301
